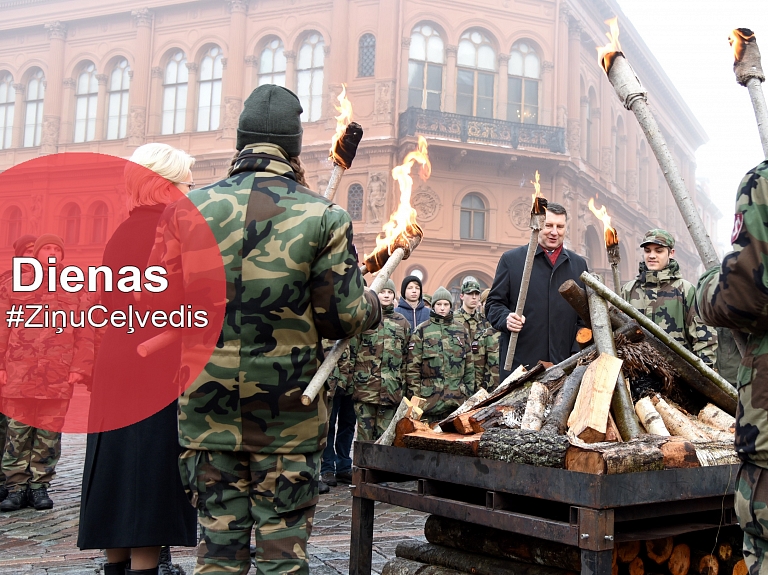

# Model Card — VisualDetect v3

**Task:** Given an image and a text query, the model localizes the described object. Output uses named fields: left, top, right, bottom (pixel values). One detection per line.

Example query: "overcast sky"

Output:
left=615, top=0, right=766, bottom=252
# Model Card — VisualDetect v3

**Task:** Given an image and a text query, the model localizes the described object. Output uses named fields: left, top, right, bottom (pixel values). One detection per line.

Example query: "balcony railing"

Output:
left=399, top=107, right=566, bottom=154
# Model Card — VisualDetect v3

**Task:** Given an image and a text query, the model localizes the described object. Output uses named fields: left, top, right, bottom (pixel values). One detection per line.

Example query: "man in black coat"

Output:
left=486, top=202, right=589, bottom=382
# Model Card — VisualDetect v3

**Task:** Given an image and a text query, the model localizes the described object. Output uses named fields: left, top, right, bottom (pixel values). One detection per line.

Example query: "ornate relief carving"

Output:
left=245, top=55, right=258, bottom=67
left=151, top=66, right=163, bottom=79
left=446, top=45, right=458, bottom=57
left=131, top=8, right=153, bottom=27
left=374, top=81, right=394, bottom=123
left=223, top=97, right=242, bottom=133
left=411, top=186, right=441, bottom=223
left=41, top=115, right=60, bottom=150
left=96, top=73, right=108, bottom=86
left=283, top=50, right=296, bottom=61
left=62, top=77, right=75, bottom=89
left=508, top=198, right=533, bottom=231
left=44, top=21, right=67, bottom=41
left=128, top=106, right=146, bottom=146
left=542, top=61, right=554, bottom=73
left=626, top=170, right=638, bottom=201
left=563, top=185, right=575, bottom=244
left=498, top=53, right=510, bottom=65
left=567, top=119, right=580, bottom=156
left=402, top=37, right=411, bottom=48
left=30, top=194, right=43, bottom=234
left=568, top=21, right=582, bottom=39
left=12, top=83, right=24, bottom=95
left=366, top=172, right=387, bottom=224
left=317, top=177, right=329, bottom=193
left=601, top=147, right=613, bottom=180
left=185, top=62, right=198, bottom=73
left=226, top=0, right=248, bottom=13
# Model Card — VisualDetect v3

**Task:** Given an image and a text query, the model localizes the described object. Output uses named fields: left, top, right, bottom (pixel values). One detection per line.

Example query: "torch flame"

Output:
left=530, top=170, right=545, bottom=214
left=729, top=28, right=754, bottom=63
left=368, top=136, right=431, bottom=256
left=597, top=17, right=622, bottom=74
left=588, top=198, right=619, bottom=248
left=329, top=84, right=353, bottom=163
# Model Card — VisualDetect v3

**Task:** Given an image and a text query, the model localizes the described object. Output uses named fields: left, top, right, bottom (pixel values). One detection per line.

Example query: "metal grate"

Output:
left=358, top=34, right=376, bottom=77
left=348, top=183, right=364, bottom=220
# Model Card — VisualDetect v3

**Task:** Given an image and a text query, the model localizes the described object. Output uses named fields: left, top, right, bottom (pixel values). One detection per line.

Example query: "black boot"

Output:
left=158, top=547, right=184, bottom=575
left=103, top=560, right=130, bottom=575
left=27, top=486, right=53, bottom=510
left=0, top=485, right=7, bottom=502
left=0, top=489, right=27, bottom=511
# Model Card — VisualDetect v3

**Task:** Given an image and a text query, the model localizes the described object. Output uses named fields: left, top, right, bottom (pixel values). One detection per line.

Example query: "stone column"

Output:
left=184, top=62, right=198, bottom=133
left=567, top=20, right=581, bottom=158
left=11, top=83, right=24, bottom=148
left=541, top=60, right=554, bottom=125
left=555, top=6, right=570, bottom=128
left=284, top=51, right=296, bottom=92
left=579, top=95, right=588, bottom=160
left=222, top=0, right=248, bottom=140
left=129, top=8, right=153, bottom=146
left=147, top=66, right=163, bottom=134
left=625, top=125, right=638, bottom=205
left=59, top=77, right=75, bottom=144
left=497, top=53, right=509, bottom=120
left=445, top=44, right=457, bottom=113
left=95, top=74, right=108, bottom=140
left=41, top=21, right=67, bottom=153
left=244, top=55, right=258, bottom=95
left=399, top=37, right=411, bottom=112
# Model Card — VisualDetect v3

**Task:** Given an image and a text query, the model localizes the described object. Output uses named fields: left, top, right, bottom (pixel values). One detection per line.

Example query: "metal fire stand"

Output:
left=350, top=442, right=738, bottom=575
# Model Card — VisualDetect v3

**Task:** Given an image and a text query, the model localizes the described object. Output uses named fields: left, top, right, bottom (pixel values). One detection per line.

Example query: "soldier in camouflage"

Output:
left=406, top=286, right=474, bottom=424
left=696, top=161, right=768, bottom=574
left=457, top=277, right=500, bottom=392
left=622, top=229, right=717, bottom=367
left=348, top=279, right=411, bottom=441
left=152, top=85, right=380, bottom=575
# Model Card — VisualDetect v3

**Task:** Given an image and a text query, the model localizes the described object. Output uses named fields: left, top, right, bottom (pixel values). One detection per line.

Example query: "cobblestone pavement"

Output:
left=0, top=434, right=426, bottom=574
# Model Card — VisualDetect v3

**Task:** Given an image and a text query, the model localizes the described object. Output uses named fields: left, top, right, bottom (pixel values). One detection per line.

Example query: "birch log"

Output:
left=520, top=381, right=548, bottom=431
left=635, top=397, right=670, bottom=436
left=376, top=397, right=412, bottom=446
left=652, top=396, right=711, bottom=441
left=698, top=404, right=736, bottom=432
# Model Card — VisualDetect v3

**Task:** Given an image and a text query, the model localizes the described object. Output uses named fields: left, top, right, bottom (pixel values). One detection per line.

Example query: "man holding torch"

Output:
left=486, top=203, right=588, bottom=381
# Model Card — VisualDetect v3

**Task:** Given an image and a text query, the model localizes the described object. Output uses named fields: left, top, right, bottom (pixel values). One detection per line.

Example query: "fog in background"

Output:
left=616, top=0, right=766, bottom=255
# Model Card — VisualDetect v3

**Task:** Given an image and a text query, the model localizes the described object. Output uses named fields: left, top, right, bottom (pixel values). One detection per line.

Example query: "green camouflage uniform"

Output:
left=695, top=161, right=768, bottom=574
left=622, top=258, right=717, bottom=367
left=406, top=309, right=475, bottom=424
left=457, top=308, right=500, bottom=392
left=0, top=273, right=93, bottom=491
left=348, top=303, right=411, bottom=441
left=153, top=143, right=379, bottom=575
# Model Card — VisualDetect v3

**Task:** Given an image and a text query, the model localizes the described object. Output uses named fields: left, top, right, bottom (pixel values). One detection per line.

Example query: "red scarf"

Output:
left=543, top=245, right=563, bottom=266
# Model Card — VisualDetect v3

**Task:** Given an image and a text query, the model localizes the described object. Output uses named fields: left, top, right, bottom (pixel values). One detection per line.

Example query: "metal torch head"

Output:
left=363, top=222, right=424, bottom=274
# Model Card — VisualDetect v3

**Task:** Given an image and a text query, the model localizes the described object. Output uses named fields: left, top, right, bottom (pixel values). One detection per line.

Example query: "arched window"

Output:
left=258, top=38, right=286, bottom=87
left=297, top=34, right=324, bottom=122
left=107, top=59, right=130, bottom=140
left=457, top=30, right=495, bottom=118
left=508, top=41, right=540, bottom=124
left=162, top=51, right=188, bottom=135
left=89, top=201, right=109, bottom=244
left=408, top=24, right=444, bottom=110
left=347, top=183, right=363, bottom=221
left=61, top=203, right=81, bottom=245
left=24, top=69, right=45, bottom=147
left=0, top=73, right=13, bottom=149
left=585, top=225, right=603, bottom=269
left=198, top=46, right=223, bottom=132
left=460, top=193, right=487, bottom=240
left=358, top=33, right=376, bottom=77
left=74, top=63, right=98, bottom=143
left=3, top=206, right=22, bottom=247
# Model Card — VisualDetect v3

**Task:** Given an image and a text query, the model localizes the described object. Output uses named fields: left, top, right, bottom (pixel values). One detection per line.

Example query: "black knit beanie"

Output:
left=401, top=275, right=423, bottom=299
left=236, top=85, right=304, bottom=155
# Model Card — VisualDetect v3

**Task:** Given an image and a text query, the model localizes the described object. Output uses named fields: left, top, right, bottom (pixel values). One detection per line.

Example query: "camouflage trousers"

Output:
left=735, top=461, right=768, bottom=574
left=0, top=412, right=7, bottom=483
left=179, top=449, right=321, bottom=575
left=353, top=402, right=395, bottom=442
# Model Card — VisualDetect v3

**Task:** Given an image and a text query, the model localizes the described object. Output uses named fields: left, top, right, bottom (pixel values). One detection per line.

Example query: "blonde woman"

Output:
left=77, top=143, right=197, bottom=575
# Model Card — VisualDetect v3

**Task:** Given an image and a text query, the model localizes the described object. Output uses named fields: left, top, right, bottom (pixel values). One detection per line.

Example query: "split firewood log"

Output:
left=453, top=408, right=482, bottom=435
left=577, top=327, right=594, bottom=349
left=627, top=556, right=644, bottom=575
left=698, top=404, right=736, bottom=432
left=652, top=396, right=712, bottom=441
left=645, top=538, right=674, bottom=564
left=520, top=381, right=548, bottom=431
left=402, top=430, right=482, bottom=457
left=567, top=353, right=622, bottom=442
left=437, top=388, right=490, bottom=432
left=605, top=413, right=623, bottom=442
left=668, top=544, right=691, bottom=575
left=691, top=441, right=739, bottom=466
left=617, top=541, right=642, bottom=563
left=659, top=437, right=700, bottom=468
left=394, top=417, right=431, bottom=447
left=635, top=396, right=671, bottom=436
left=732, top=560, right=747, bottom=575
left=565, top=437, right=664, bottom=474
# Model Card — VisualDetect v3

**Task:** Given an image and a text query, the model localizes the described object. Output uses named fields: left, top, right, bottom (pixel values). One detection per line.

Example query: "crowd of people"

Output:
left=0, top=81, right=762, bottom=575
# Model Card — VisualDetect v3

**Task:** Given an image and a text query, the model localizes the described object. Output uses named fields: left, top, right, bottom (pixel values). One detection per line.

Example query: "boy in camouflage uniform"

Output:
left=457, top=277, right=500, bottom=392
left=696, top=161, right=768, bottom=575
left=406, top=286, right=474, bottom=424
left=348, top=279, right=411, bottom=441
left=621, top=229, right=717, bottom=367
left=153, top=85, right=380, bottom=575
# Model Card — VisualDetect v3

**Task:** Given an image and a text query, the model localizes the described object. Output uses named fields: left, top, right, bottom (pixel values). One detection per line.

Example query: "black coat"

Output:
left=486, top=245, right=589, bottom=381
left=77, top=204, right=197, bottom=549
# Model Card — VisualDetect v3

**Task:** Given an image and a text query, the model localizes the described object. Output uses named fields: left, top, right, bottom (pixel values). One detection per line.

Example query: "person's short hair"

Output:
left=546, top=202, right=567, bottom=219
left=126, top=143, right=195, bottom=210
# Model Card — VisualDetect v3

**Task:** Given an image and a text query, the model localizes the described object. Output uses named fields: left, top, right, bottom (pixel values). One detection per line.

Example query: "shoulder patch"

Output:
left=731, top=212, right=744, bottom=244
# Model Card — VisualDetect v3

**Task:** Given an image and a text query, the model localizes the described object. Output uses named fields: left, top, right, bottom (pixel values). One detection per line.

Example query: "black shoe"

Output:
left=0, top=485, right=7, bottom=502
left=318, top=480, right=330, bottom=495
left=157, top=547, right=184, bottom=575
left=320, top=472, right=337, bottom=487
left=103, top=560, right=131, bottom=575
left=0, top=489, right=27, bottom=511
left=27, top=486, right=53, bottom=510
left=336, top=470, right=353, bottom=484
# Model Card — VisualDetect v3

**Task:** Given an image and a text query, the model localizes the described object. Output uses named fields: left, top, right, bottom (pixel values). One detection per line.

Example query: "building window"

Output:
left=460, top=193, right=486, bottom=240
left=74, top=63, right=98, bottom=143
left=24, top=69, right=45, bottom=147
left=3, top=206, right=22, bottom=247
left=358, top=33, right=376, bottom=77
left=0, top=73, right=13, bottom=149
left=89, top=201, right=109, bottom=244
left=258, top=38, right=286, bottom=87
left=408, top=24, right=444, bottom=111
left=347, top=183, right=363, bottom=221
left=61, top=203, right=81, bottom=245
left=508, top=41, right=540, bottom=124
left=297, top=34, right=324, bottom=122
left=162, top=51, right=188, bottom=135
left=457, top=30, right=495, bottom=118
left=198, top=46, right=223, bottom=132
left=107, top=59, right=130, bottom=140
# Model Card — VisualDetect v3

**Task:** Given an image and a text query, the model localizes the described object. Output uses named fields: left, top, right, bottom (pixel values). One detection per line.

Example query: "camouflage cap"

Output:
left=640, top=229, right=675, bottom=249
left=432, top=286, right=453, bottom=305
left=423, top=294, right=432, bottom=304
left=461, top=277, right=481, bottom=294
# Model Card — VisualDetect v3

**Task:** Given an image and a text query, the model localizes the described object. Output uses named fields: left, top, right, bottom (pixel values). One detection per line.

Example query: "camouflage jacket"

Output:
left=696, top=161, right=768, bottom=467
left=457, top=308, right=500, bottom=392
left=151, top=143, right=379, bottom=454
left=406, top=309, right=475, bottom=416
left=622, top=259, right=717, bottom=366
left=348, top=304, right=411, bottom=406
left=0, top=271, right=94, bottom=399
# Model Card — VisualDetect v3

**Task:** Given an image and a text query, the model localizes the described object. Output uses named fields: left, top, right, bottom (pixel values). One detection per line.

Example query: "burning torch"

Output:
left=598, top=18, right=747, bottom=356
left=729, top=29, right=768, bottom=158
left=325, top=85, right=364, bottom=201
left=503, top=171, right=547, bottom=372
left=301, top=137, right=430, bottom=405
left=588, top=197, right=621, bottom=294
